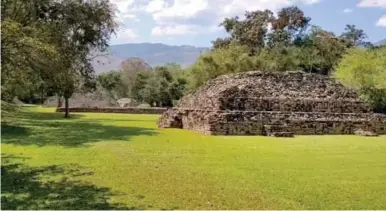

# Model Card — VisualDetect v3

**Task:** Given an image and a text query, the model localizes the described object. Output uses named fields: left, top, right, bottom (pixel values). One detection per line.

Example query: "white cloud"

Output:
left=110, top=0, right=134, bottom=13
left=143, top=0, right=320, bottom=37
left=116, top=13, right=140, bottom=23
left=152, top=24, right=198, bottom=36
left=151, top=23, right=224, bottom=36
left=343, top=8, right=353, bottom=13
left=145, top=0, right=167, bottom=13
left=357, top=0, right=386, bottom=8
left=153, top=0, right=209, bottom=22
left=110, top=0, right=138, bottom=23
left=376, top=15, right=386, bottom=27
left=109, top=0, right=321, bottom=39
left=301, top=0, right=320, bottom=4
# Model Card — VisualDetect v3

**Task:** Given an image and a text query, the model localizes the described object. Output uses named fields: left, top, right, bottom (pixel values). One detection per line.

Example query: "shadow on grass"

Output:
left=1, top=154, right=139, bottom=210
left=1, top=109, right=158, bottom=147
left=1, top=124, right=29, bottom=137
left=22, top=109, right=84, bottom=120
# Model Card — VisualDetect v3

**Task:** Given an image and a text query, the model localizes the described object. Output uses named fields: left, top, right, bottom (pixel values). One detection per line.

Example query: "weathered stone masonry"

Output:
left=158, top=71, right=386, bottom=136
left=57, top=107, right=167, bottom=114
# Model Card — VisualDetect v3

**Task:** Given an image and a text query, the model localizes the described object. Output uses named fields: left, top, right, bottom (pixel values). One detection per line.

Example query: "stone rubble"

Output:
left=158, top=71, right=386, bottom=136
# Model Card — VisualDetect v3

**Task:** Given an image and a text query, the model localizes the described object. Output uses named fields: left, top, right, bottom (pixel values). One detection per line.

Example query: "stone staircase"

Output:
left=264, top=124, right=294, bottom=137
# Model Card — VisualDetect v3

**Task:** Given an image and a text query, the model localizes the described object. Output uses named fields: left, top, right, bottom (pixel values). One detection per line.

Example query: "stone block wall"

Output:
left=219, top=97, right=371, bottom=113
left=56, top=107, right=167, bottom=114
left=159, top=109, right=386, bottom=136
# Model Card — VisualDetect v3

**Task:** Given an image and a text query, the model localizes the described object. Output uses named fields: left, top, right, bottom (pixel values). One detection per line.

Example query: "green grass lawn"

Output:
left=2, top=106, right=386, bottom=210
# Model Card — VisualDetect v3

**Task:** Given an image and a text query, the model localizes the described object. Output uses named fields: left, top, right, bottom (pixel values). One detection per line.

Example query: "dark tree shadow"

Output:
left=1, top=124, right=29, bottom=137
left=1, top=109, right=158, bottom=147
left=1, top=108, right=84, bottom=121
left=20, top=111, right=84, bottom=120
left=1, top=154, right=139, bottom=210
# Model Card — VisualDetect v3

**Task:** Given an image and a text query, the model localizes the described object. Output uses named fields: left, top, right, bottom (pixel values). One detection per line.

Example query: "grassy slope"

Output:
left=1, top=106, right=386, bottom=209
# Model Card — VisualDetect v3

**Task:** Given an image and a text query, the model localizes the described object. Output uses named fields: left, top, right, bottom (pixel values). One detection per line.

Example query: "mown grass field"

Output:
left=1, top=106, right=386, bottom=210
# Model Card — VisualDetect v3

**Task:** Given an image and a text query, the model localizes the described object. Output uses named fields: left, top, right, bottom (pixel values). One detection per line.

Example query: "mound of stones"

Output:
left=158, top=71, right=386, bottom=136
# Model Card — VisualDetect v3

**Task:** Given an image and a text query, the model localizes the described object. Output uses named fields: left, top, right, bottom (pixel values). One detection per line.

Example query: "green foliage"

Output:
left=119, top=57, right=152, bottom=97
left=94, top=62, right=188, bottom=106
left=2, top=106, right=386, bottom=209
left=197, top=6, right=370, bottom=83
left=46, top=0, right=117, bottom=115
left=334, top=47, right=386, bottom=112
left=211, top=37, right=233, bottom=49
left=1, top=0, right=117, bottom=117
left=216, top=6, right=310, bottom=53
left=97, top=71, right=122, bottom=99
left=1, top=18, right=57, bottom=102
left=340, top=24, right=369, bottom=47
left=293, top=26, right=349, bottom=74
left=169, top=78, right=188, bottom=104
left=257, top=45, right=300, bottom=72
left=191, top=43, right=257, bottom=88
left=131, top=65, right=188, bottom=107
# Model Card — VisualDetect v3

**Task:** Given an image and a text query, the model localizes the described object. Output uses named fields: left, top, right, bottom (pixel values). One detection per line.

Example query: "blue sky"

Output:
left=110, top=0, right=386, bottom=47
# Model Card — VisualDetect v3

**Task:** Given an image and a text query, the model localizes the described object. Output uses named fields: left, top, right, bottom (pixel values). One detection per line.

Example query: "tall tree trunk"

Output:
left=64, top=97, right=70, bottom=118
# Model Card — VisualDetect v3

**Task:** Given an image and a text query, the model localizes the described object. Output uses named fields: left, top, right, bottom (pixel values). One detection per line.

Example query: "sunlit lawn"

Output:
left=1, top=106, right=386, bottom=210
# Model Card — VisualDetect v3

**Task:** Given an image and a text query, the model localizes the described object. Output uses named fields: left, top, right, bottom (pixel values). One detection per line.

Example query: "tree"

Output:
left=45, top=0, right=116, bottom=118
left=340, top=24, right=368, bottom=47
left=216, top=6, right=310, bottom=53
left=120, top=57, right=152, bottom=97
left=97, top=71, right=122, bottom=99
left=292, top=26, right=349, bottom=74
left=271, top=6, right=311, bottom=33
left=131, top=71, right=151, bottom=103
left=131, top=65, right=188, bottom=107
left=211, top=37, right=233, bottom=49
left=169, top=78, right=188, bottom=104
left=268, top=6, right=311, bottom=47
left=155, top=66, right=174, bottom=107
left=1, top=18, right=57, bottom=101
left=334, top=47, right=386, bottom=112
left=205, top=6, right=370, bottom=78
left=257, top=45, right=300, bottom=72
left=191, top=43, right=257, bottom=88
left=1, top=0, right=117, bottom=118
left=218, top=9, right=274, bottom=53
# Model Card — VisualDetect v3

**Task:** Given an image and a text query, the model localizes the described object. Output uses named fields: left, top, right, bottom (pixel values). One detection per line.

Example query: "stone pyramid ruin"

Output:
left=158, top=71, right=386, bottom=137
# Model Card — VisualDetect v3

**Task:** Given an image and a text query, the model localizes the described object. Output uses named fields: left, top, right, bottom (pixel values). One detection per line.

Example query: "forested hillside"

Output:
left=91, top=43, right=208, bottom=74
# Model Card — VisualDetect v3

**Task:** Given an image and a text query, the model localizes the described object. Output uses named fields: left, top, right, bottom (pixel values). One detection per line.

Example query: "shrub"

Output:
left=190, top=43, right=258, bottom=88
left=334, top=47, right=386, bottom=112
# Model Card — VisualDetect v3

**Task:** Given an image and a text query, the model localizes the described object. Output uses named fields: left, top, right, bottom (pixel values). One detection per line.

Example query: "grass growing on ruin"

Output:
left=2, top=106, right=386, bottom=210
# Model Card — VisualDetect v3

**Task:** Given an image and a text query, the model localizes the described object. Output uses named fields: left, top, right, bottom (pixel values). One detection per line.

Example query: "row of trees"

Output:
left=97, top=60, right=189, bottom=107
left=186, top=6, right=385, bottom=111
left=190, top=6, right=372, bottom=88
left=96, top=43, right=385, bottom=112
left=1, top=0, right=117, bottom=117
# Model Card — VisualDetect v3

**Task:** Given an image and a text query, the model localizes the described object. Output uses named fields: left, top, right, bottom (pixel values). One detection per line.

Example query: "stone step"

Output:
left=264, top=124, right=290, bottom=133
left=264, top=124, right=294, bottom=137
left=270, top=132, right=295, bottom=138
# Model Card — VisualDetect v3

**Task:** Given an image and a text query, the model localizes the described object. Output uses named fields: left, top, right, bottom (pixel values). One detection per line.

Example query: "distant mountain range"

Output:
left=92, top=39, right=385, bottom=74
left=91, top=43, right=209, bottom=74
